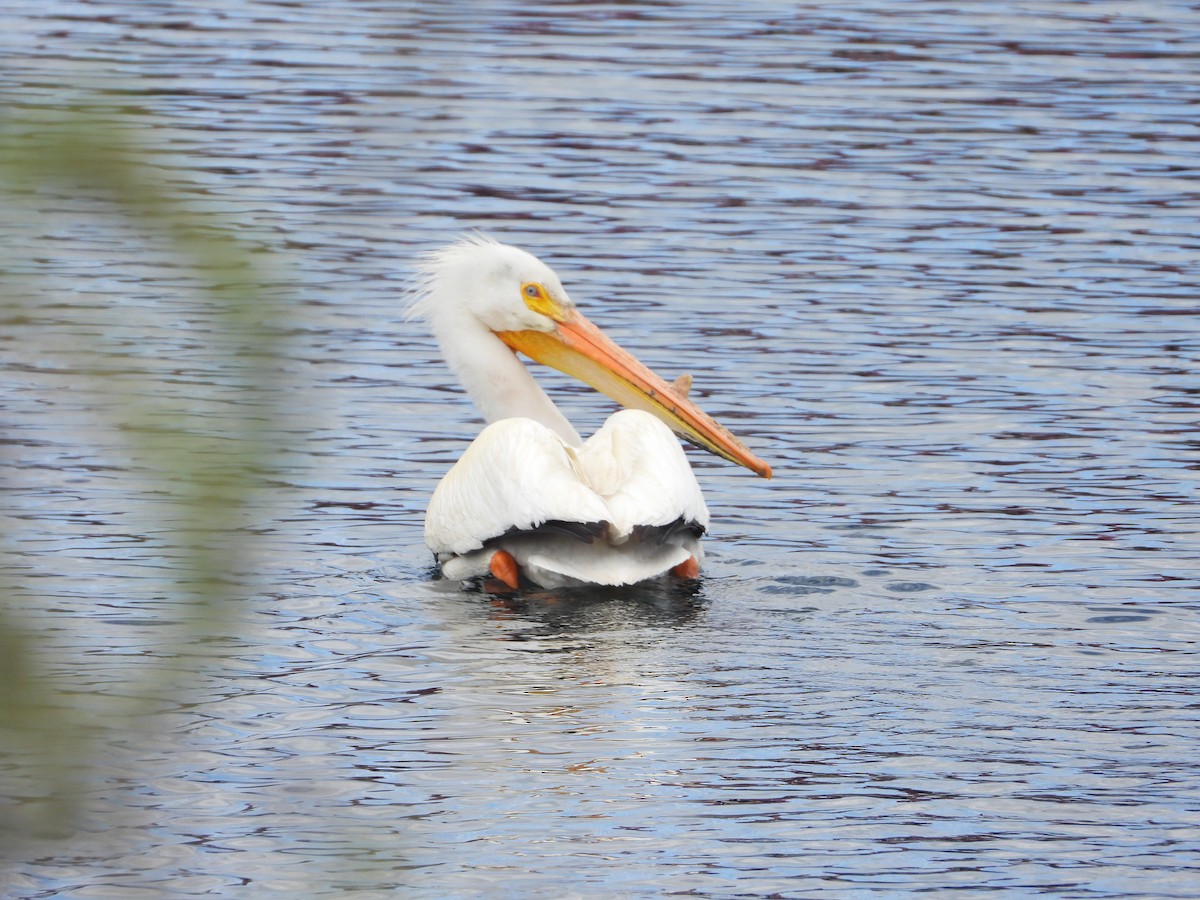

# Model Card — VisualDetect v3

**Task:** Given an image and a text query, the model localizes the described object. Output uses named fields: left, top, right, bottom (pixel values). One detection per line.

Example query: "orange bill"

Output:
left=498, top=309, right=772, bottom=478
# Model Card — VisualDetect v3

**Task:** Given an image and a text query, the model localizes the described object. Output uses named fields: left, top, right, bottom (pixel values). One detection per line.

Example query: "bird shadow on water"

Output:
left=457, top=575, right=710, bottom=632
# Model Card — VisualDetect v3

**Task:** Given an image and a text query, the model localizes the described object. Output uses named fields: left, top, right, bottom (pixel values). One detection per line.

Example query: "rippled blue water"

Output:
left=2, top=1, right=1198, bottom=897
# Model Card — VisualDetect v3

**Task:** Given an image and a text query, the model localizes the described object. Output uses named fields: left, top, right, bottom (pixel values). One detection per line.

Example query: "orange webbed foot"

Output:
left=669, top=556, right=700, bottom=580
left=489, top=549, right=521, bottom=590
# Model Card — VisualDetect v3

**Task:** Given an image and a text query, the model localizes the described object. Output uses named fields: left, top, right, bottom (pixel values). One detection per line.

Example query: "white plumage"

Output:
left=428, top=410, right=708, bottom=588
left=410, top=235, right=768, bottom=589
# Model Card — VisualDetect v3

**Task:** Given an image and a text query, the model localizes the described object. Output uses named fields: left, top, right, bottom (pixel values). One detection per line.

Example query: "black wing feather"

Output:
left=631, top=517, right=707, bottom=546
left=494, top=519, right=608, bottom=545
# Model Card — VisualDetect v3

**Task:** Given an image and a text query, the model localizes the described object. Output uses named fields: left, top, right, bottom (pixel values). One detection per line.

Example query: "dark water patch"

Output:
left=885, top=582, right=937, bottom=593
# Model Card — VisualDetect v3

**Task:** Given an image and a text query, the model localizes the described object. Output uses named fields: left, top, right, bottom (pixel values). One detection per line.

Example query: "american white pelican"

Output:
left=410, top=235, right=770, bottom=590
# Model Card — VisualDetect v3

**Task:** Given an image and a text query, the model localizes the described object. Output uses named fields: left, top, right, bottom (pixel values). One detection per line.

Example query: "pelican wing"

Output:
left=518, top=409, right=711, bottom=586
left=575, top=409, right=709, bottom=539
left=425, top=410, right=711, bottom=586
left=425, top=418, right=612, bottom=556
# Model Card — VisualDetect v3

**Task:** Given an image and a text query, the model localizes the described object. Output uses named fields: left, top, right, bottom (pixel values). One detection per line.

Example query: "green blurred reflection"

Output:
left=0, top=102, right=289, bottom=852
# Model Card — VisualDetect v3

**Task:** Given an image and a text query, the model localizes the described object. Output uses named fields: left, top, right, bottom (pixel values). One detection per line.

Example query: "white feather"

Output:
left=425, top=410, right=709, bottom=587
left=425, top=417, right=611, bottom=557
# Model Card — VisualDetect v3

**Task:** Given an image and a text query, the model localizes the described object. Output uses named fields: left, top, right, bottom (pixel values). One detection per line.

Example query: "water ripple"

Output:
left=3, top=0, right=1199, bottom=897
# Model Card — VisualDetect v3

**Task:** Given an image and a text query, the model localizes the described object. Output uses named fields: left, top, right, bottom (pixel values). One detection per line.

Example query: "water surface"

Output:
left=2, top=1, right=1198, bottom=897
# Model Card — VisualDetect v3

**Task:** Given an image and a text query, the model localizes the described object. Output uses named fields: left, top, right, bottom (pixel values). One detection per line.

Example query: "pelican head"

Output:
left=413, top=234, right=575, bottom=335
left=412, top=234, right=771, bottom=478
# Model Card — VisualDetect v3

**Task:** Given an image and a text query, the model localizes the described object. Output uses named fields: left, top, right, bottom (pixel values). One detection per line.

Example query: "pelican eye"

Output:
left=520, top=281, right=564, bottom=321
